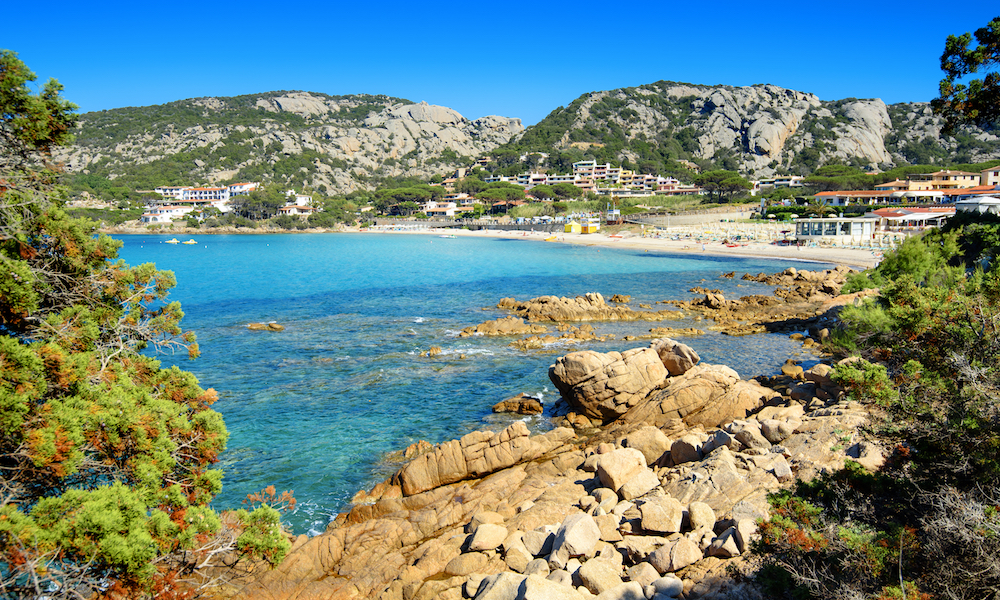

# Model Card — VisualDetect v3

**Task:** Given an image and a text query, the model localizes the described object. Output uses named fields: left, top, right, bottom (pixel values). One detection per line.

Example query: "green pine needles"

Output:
left=0, top=49, right=290, bottom=599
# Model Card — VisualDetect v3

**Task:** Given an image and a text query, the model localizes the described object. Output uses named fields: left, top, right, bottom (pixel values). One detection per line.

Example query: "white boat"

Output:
left=438, top=234, right=457, bottom=239
left=165, top=238, right=180, bottom=244
left=181, top=239, right=197, bottom=245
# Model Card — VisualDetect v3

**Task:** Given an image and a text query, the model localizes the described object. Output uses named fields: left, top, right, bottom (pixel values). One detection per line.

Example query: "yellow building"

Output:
left=564, top=221, right=582, bottom=234
left=906, top=170, right=980, bottom=191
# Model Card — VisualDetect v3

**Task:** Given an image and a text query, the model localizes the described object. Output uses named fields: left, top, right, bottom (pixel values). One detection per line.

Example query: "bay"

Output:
left=117, top=232, right=832, bottom=534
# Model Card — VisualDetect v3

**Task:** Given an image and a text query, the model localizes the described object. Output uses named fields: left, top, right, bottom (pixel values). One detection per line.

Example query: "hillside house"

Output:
left=140, top=205, right=192, bottom=224
left=278, top=205, right=319, bottom=216
left=983, top=166, right=1000, bottom=187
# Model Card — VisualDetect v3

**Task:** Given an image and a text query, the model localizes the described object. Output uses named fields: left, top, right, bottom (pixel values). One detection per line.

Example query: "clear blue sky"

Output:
left=6, top=1, right=998, bottom=126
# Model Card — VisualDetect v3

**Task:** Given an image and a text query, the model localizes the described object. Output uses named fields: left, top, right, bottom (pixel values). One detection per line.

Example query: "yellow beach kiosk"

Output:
left=564, top=221, right=582, bottom=234
left=581, top=217, right=601, bottom=234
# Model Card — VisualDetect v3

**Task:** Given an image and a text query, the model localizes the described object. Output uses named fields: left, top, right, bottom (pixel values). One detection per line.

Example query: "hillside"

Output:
left=56, top=82, right=1000, bottom=198
left=56, top=91, right=523, bottom=194
left=501, top=81, right=1000, bottom=178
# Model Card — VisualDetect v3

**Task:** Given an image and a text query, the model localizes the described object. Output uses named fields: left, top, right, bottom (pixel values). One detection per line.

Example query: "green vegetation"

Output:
left=692, top=170, right=752, bottom=202
left=1, top=49, right=290, bottom=598
left=933, top=16, right=1000, bottom=132
left=753, top=213, right=1000, bottom=599
left=64, top=206, right=143, bottom=225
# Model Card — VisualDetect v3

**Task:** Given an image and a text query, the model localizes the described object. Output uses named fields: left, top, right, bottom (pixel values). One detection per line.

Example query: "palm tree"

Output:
left=806, top=198, right=833, bottom=218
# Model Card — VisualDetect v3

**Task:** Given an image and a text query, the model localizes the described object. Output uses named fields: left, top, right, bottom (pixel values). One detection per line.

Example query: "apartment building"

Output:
left=152, top=182, right=259, bottom=208
left=483, top=161, right=692, bottom=197
left=906, top=170, right=980, bottom=191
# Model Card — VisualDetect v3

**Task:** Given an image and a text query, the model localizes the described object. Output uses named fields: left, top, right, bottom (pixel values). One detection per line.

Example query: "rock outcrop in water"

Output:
left=497, top=293, right=684, bottom=323
left=459, top=317, right=548, bottom=338
left=228, top=268, right=885, bottom=600
left=233, top=365, right=879, bottom=600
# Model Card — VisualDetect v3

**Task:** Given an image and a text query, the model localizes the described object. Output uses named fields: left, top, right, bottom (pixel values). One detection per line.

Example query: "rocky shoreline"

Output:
left=225, top=266, right=880, bottom=600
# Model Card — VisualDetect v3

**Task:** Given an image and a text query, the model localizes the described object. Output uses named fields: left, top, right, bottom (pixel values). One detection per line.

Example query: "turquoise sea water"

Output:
left=116, top=233, right=833, bottom=534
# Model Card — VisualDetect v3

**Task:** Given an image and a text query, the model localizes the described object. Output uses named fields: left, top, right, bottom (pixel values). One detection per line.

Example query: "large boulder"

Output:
left=649, top=338, right=700, bottom=376
left=552, top=513, right=601, bottom=558
left=623, top=364, right=779, bottom=428
left=549, top=349, right=668, bottom=422
left=621, top=426, right=671, bottom=466
left=640, top=496, right=685, bottom=534
left=594, top=448, right=648, bottom=492
left=396, top=422, right=574, bottom=496
left=647, top=538, right=703, bottom=574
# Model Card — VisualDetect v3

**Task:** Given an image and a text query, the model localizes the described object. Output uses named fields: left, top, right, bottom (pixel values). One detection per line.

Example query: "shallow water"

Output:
left=117, top=233, right=832, bottom=534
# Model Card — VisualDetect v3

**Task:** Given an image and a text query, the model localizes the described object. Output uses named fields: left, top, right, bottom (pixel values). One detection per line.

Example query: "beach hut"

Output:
left=581, top=218, right=601, bottom=234
left=564, top=221, right=582, bottom=234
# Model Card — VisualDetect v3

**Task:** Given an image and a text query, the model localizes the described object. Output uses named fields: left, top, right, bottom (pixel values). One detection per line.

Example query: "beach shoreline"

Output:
left=356, top=226, right=881, bottom=269
left=103, top=222, right=881, bottom=269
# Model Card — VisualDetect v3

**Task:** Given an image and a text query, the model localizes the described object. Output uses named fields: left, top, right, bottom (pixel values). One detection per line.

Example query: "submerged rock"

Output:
left=493, top=393, right=544, bottom=415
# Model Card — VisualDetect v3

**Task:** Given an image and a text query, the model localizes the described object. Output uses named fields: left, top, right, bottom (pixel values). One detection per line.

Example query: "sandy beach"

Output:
left=106, top=218, right=882, bottom=269
left=363, top=224, right=882, bottom=269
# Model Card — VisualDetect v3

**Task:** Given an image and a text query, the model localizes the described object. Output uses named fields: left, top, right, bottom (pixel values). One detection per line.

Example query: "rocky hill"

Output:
left=506, top=81, right=1000, bottom=178
left=56, top=91, right=523, bottom=194
left=57, top=83, right=1000, bottom=195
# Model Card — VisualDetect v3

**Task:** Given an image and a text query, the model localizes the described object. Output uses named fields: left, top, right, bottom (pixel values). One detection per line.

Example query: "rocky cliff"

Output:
left=511, top=81, right=1000, bottom=177
left=57, top=91, right=523, bottom=194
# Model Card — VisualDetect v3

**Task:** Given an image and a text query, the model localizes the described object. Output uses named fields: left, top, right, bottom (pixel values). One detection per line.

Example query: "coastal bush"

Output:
left=754, top=217, right=1000, bottom=599
left=1, top=49, right=288, bottom=598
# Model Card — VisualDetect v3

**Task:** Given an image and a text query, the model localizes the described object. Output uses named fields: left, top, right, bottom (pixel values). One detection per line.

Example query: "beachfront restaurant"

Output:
left=793, top=217, right=877, bottom=246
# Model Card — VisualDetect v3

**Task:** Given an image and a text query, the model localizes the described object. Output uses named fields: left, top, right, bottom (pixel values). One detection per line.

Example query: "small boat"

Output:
left=545, top=236, right=558, bottom=242
left=165, top=238, right=180, bottom=244
left=438, top=234, right=457, bottom=239
left=181, top=239, right=197, bottom=245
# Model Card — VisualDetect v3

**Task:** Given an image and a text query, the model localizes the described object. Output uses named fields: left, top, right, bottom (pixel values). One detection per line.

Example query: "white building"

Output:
left=140, top=205, right=192, bottom=224
left=151, top=182, right=259, bottom=214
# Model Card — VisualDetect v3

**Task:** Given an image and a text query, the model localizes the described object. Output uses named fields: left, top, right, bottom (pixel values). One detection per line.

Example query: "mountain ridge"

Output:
left=57, top=82, right=1000, bottom=196
left=58, top=91, right=523, bottom=194
left=502, top=80, right=1000, bottom=179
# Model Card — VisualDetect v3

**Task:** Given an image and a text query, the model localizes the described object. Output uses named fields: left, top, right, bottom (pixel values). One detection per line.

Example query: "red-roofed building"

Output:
left=868, top=206, right=955, bottom=232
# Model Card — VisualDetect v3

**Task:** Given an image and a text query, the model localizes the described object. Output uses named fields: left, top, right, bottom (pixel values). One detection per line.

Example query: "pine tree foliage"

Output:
left=0, top=49, right=289, bottom=599
left=934, top=16, right=1000, bottom=132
